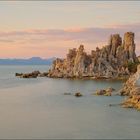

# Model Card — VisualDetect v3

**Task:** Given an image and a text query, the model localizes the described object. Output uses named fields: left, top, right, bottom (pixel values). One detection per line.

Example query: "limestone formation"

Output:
left=123, top=32, right=136, bottom=63
left=48, top=32, right=137, bottom=79
left=120, top=65, right=140, bottom=110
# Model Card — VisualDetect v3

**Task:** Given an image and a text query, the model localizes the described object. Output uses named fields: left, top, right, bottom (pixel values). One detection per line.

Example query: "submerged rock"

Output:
left=106, top=87, right=115, bottom=92
left=75, top=92, right=82, bottom=97
left=95, top=90, right=106, bottom=96
left=64, top=92, right=72, bottom=95
left=95, top=87, right=115, bottom=96
left=21, top=71, right=40, bottom=78
left=20, top=73, right=38, bottom=78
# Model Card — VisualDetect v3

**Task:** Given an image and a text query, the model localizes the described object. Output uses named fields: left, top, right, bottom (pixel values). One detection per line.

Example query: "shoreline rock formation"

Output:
left=15, top=71, right=48, bottom=78
left=48, top=32, right=138, bottom=79
left=120, top=65, right=140, bottom=110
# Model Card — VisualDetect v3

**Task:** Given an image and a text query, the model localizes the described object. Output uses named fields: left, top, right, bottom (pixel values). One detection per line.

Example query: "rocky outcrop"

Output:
left=120, top=65, right=140, bottom=110
left=15, top=71, right=48, bottom=78
left=75, top=92, right=83, bottom=97
left=120, top=65, right=140, bottom=96
left=48, top=32, right=137, bottom=79
left=123, top=32, right=136, bottom=63
left=95, top=87, right=115, bottom=96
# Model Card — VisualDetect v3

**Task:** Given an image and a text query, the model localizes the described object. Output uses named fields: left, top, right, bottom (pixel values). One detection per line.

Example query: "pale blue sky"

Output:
left=0, top=1, right=139, bottom=31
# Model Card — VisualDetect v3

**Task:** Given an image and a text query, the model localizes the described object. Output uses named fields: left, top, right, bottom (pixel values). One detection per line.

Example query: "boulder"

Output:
left=95, top=87, right=115, bottom=96
left=75, top=92, right=82, bottom=97
left=20, top=73, right=37, bottom=78
left=15, top=73, right=23, bottom=76
left=95, top=90, right=106, bottom=95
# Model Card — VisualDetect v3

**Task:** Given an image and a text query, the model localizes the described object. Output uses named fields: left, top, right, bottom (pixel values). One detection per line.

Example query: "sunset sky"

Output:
left=0, top=1, right=140, bottom=58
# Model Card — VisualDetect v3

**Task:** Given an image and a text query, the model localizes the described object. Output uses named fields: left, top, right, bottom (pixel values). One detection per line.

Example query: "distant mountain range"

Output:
left=0, top=57, right=56, bottom=65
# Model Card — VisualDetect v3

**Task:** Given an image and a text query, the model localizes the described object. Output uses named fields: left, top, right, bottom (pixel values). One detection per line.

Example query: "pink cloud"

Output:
left=0, top=23, right=140, bottom=58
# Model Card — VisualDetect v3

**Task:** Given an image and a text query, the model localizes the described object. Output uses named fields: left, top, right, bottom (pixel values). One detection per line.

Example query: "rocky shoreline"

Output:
left=15, top=31, right=140, bottom=111
left=16, top=32, right=138, bottom=81
left=15, top=67, right=140, bottom=110
left=15, top=70, right=129, bottom=80
left=120, top=65, right=140, bottom=110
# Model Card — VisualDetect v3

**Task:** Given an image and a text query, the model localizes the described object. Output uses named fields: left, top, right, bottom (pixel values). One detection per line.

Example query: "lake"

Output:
left=0, top=65, right=140, bottom=139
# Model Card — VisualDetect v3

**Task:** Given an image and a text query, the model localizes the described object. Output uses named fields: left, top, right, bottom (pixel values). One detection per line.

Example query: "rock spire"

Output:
left=48, top=32, right=137, bottom=78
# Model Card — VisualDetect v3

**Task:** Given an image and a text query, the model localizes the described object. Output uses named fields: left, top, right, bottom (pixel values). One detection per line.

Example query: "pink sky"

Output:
left=0, top=23, right=140, bottom=59
left=0, top=1, right=140, bottom=58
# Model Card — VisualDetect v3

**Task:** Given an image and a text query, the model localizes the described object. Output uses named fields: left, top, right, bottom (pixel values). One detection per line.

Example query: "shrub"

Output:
left=127, top=61, right=140, bottom=73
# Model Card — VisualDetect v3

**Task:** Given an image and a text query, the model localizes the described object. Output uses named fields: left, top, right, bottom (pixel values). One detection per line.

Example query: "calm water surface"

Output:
left=0, top=65, right=140, bottom=139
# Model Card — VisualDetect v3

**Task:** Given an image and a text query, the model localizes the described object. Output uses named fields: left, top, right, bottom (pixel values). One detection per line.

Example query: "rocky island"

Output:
left=48, top=32, right=138, bottom=79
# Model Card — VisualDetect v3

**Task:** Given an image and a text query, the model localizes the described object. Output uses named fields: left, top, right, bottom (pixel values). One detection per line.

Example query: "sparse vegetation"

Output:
left=126, top=61, right=140, bottom=73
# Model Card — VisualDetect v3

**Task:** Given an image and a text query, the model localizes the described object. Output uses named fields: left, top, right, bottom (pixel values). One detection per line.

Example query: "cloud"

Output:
left=0, top=39, right=14, bottom=43
left=0, top=23, right=140, bottom=42
left=0, top=22, right=140, bottom=58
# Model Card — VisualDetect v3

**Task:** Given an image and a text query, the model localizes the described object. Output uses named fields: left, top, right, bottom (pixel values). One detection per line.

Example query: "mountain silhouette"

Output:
left=0, top=57, right=56, bottom=65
